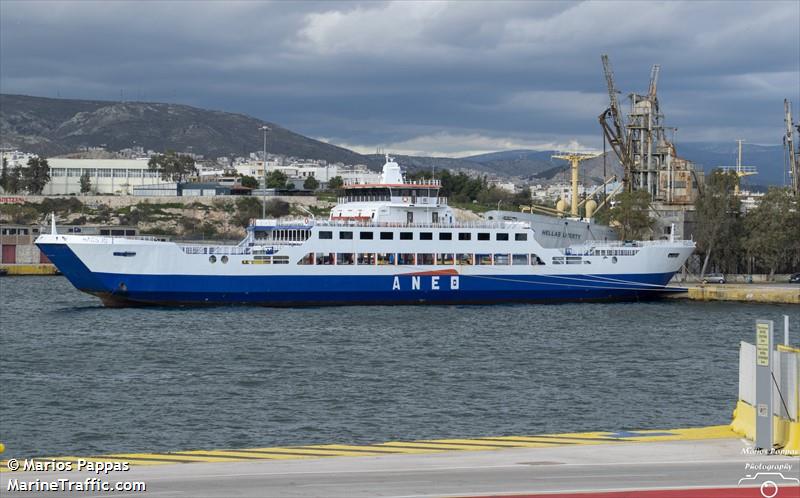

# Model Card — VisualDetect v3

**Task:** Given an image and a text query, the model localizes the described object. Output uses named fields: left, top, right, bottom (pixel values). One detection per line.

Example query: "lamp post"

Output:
left=260, top=125, right=270, bottom=219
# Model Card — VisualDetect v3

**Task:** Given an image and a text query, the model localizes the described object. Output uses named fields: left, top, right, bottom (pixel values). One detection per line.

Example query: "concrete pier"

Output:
left=1, top=427, right=798, bottom=497
left=0, top=264, right=59, bottom=276
left=667, top=283, right=799, bottom=304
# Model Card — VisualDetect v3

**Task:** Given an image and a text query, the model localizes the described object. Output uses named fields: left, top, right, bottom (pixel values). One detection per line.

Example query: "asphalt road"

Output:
left=2, top=438, right=798, bottom=497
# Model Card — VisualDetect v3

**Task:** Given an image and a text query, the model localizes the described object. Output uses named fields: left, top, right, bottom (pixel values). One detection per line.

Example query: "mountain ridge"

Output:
left=1, top=94, right=789, bottom=186
left=0, top=94, right=375, bottom=167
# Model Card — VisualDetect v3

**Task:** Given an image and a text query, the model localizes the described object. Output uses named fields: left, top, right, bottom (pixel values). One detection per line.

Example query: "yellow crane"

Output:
left=551, top=152, right=601, bottom=216
left=720, top=139, right=757, bottom=195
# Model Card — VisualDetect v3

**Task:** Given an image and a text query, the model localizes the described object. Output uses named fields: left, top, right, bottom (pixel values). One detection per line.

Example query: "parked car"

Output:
left=702, top=273, right=726, bottom=284
left=790, top=273, right=800, bottom=284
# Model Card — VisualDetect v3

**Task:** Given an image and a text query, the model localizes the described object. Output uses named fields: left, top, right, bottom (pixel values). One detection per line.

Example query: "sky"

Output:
left=1, top=0, right=798, bottom=157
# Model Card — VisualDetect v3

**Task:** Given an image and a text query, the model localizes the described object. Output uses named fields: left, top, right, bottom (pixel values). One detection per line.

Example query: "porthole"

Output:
left=209, top=255, right=217, bottom=263
left=612, top=256, right=618, bottom=264
left=221, top=255, right=229, bottom=264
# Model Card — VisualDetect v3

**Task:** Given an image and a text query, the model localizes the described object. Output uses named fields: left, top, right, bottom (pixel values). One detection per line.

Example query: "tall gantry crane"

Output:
left=785, top=99, right=799, bottom=195
left=598, top=54, right=634, bottom=190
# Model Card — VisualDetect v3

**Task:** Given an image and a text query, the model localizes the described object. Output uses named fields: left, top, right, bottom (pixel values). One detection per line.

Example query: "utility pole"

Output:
left=260, top=125, right=270, bottom=219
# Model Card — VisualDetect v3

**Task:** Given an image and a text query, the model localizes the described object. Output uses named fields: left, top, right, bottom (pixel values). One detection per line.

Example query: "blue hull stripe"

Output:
left=37, top=243, right=680, bottom=306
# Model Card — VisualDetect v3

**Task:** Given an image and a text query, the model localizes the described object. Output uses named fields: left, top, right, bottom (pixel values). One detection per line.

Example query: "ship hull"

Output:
left=39, top=241, right=683, bottom=307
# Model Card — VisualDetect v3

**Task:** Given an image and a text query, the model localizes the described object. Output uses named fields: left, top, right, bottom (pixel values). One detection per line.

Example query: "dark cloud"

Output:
left=1, top=0, right=797, bottom=155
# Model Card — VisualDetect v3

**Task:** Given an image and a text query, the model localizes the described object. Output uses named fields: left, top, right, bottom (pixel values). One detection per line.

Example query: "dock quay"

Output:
left=666, top=283, right=799, bottom=304
left=2, top=426, right=798, bottom=497
left=0, top=263, right=59, bottom=276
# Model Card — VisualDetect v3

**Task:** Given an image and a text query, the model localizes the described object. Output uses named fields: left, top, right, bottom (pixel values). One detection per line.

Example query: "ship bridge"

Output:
left=331, top=155, right=453, bottom=225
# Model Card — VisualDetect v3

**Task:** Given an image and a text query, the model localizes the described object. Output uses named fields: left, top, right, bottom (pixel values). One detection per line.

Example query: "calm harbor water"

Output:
left=1, top=276, right=798, bottom=459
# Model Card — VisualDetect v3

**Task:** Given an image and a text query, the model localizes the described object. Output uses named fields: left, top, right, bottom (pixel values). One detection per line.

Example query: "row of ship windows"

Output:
left=297, top=253, right=545, bottom=266
left=318, top=231, right=528, bottom=241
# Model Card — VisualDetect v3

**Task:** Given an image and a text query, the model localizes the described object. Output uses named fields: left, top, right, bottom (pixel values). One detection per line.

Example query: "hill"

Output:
left=1, top=94, right=788, bottom=187
left=0, top=94, right=373, bottom=166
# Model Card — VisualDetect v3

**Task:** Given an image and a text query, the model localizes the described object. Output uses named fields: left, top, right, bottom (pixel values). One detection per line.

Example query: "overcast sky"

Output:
left=1, top=0, right=798, bottom=157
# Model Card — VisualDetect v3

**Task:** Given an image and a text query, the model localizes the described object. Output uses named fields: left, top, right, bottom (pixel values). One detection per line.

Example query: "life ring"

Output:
left=402, top=196, right=409, bottom=203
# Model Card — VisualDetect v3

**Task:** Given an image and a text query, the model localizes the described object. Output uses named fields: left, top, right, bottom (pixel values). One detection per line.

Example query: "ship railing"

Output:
left=82, top=235, right=169, bottom=243
left=335, top=196, right=448, bottom=204
left=582, top=239, right=695, bottom=248
left=178, top=245, right=252, bottom=255
left=249, top=217, right=532, bottom=230
left=311, top=220, right=531, bottom=230
left=557, top=239, right=694, bottom=256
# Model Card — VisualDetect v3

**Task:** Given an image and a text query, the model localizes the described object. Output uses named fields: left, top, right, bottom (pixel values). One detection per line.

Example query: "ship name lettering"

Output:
left=391, top=275, right=459, bottom=291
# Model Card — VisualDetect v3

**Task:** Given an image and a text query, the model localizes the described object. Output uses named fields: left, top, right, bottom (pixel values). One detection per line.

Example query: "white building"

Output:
left=233, top=160, right=381, bottom=187
left=1, top=149, right=37, bottom=169
left=488, top=180, right=519, bottom=193
left=530, top=183, right=591, bottom=204
left=46, top=158, right=164, bottom=195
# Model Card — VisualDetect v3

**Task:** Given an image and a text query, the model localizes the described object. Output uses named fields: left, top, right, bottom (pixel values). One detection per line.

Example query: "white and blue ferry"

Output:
left=36, top=156, right=694, bottom=306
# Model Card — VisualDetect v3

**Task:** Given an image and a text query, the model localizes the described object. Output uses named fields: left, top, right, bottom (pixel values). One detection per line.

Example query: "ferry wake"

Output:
left=35, top=156, right=694, bottom=307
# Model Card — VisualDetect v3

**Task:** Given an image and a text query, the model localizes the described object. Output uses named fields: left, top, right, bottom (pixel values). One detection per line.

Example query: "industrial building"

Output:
left=45, top=158, right=163, bottom=195
left=598, top=55, right=705, bottom=240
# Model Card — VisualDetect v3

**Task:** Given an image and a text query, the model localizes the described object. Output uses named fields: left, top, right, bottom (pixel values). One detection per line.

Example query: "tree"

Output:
left=607, top=190, right=654, bottom=240
left=265, top=170, right=288, bottom=189
left=327, top=176, right=344, bottom=190
left=6, top=166, right=22, bottom=194
left=240, top=175, right=259, bottom=189
left=148, top=152, right=197, bottom=182
left=743, top=188, right=800, bottom=278
left=22, top=156, right=50, bottom=194
left=0, top=157, right=8, bottom=192
left=693, top=170, right=742, bottom=277
left=303, top=176, right=319, bottom=191
left=79, top=171, right=92, bottom=194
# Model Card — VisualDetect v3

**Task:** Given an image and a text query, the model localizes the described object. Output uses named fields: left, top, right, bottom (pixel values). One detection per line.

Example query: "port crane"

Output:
left=551, top=152, right=602, bottom=216
left=785, top=99, right=799, bottom=195
left=599, top=55, right=634, bottom=191
left=719, top=139, right=758, bottom=196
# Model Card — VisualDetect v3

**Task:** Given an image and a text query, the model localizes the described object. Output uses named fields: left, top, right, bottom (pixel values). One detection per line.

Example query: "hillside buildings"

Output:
left=1, top=148, right=381, bottom=196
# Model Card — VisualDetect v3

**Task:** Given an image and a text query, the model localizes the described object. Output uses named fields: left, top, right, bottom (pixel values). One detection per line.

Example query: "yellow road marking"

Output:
left=378, top=441, right=503, bottom=451
left=0, top=425, right=739, bottom=470
left=296, top=444, right=411, bottom=454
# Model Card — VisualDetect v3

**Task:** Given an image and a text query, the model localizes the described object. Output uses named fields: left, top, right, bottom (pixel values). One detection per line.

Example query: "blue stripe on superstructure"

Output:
left=37, top=242, right=680, bottom=306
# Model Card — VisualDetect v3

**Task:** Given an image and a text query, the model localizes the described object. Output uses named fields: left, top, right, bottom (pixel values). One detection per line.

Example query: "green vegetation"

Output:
left=79, top=171, right=92, bottom=194
left=303, top=176, right=319, bottom=191
left=0, top=158, right=8, bottom=192
left=148, top=152, right=197, bottom=182
left=232, top=197, right=290, bottom=227
left=606, top=190, right=654, bottom=240
left=327, top=176, right=344, bottom=189
left=691, top=171, right=799, bottom=277
left=23, top=157, right=51, bottom=195
left=0, top=157, right=51, bottom=194
left=265, top=170, right=291, bottom=189
left=240, top=175, right=259, bottom=189
left=406, top=169, right=532, bottom=213
left=743, top=188, right=800, bottom=277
